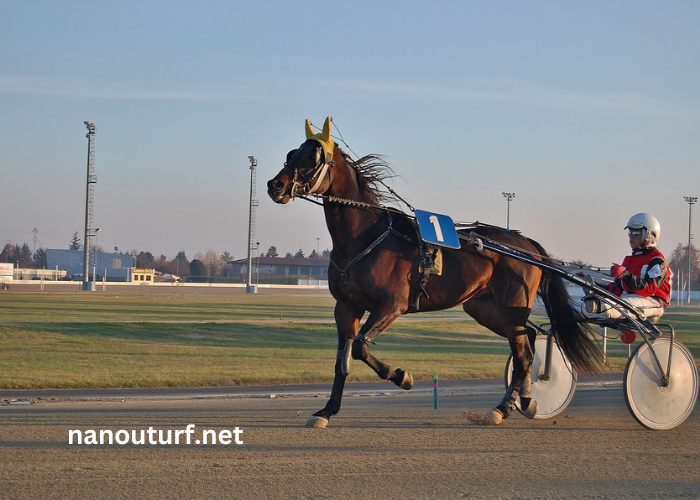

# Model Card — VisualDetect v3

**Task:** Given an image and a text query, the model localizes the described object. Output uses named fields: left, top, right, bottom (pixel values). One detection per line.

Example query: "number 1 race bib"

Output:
left=415, top=209, right=461, bottom=249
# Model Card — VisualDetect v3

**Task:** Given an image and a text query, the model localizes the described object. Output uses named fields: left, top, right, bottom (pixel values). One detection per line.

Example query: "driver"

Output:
left=583, top=213, right=671, bottom=320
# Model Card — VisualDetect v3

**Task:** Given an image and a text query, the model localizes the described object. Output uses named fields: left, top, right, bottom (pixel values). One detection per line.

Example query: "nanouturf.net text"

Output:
left=68, top=424, right=243, bottom=445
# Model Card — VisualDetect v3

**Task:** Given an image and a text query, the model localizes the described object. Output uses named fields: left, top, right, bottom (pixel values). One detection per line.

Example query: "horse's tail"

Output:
left=528, top=239, right=605, bottom=374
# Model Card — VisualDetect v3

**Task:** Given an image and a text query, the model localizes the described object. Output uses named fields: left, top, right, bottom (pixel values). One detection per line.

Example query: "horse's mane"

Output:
left=340, top=149, right=396, bottom=206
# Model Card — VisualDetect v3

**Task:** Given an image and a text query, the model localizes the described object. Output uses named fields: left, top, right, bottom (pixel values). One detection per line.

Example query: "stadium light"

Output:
left=684, top=196, right=697, bottom=305
left=502, top=192, right=515, bottom=229
left=246, top=156, right=258, bottom=293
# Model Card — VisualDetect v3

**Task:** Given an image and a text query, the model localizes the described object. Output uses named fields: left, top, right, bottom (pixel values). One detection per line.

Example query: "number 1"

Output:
left=429, top=215, right=444, bottom=242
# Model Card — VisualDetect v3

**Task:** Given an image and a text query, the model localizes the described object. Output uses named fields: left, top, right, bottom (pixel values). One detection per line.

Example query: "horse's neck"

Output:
left=323, top=159, right=382, bottom=255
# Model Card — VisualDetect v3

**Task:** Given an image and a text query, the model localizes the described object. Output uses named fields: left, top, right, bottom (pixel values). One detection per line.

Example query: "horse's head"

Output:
left=267, top=117, right=335, bottom=204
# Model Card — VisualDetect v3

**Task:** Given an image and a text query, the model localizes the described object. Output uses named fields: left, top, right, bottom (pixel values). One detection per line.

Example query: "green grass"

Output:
left=0, top=292, right=338, bottom=323
left=0, top=292, right=698, bottom=389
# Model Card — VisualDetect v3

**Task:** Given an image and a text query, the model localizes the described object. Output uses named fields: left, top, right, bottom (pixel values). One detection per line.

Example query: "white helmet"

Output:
left=625, top=213, right=661, bottom=247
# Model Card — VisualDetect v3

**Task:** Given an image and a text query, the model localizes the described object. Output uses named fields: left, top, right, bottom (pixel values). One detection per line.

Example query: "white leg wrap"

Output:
left=338, top=339, right=352, bottom=376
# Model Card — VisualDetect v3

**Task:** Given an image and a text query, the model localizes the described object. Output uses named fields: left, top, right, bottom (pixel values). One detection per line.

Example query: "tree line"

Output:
left=667, top=242, right=700, bottom=291
left=1, top=233, right=331, bottom=280
left=3, top=231, right=697, bottom=288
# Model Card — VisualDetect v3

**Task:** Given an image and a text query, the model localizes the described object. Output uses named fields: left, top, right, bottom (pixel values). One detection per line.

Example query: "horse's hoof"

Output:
left=394, top=368, right=413, bottom=390
left=305, top=416, right=329, bottom=428
left=484, top=409, right=504, bottom=426
left=519, top=398, right=537, bottom=419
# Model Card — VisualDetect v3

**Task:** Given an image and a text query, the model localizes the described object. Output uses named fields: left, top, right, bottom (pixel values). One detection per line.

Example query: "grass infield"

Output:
left=0, top=291, right=697, bottom=389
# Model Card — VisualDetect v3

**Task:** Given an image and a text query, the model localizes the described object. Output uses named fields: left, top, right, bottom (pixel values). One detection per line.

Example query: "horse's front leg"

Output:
left=351, top=307, right=413, bottom=390
left=486, top=328, right=537, bottom=425
left=306, top=300, right=363, bottom=428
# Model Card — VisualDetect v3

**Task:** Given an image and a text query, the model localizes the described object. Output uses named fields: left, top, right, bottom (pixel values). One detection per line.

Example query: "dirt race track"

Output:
left=2, top=377, right=699, bottom=500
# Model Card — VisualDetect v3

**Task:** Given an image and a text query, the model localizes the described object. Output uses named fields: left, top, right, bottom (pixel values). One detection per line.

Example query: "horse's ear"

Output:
left=321, top=117, right=332, bottom=143
left=304, top=117, right=335, bottom=158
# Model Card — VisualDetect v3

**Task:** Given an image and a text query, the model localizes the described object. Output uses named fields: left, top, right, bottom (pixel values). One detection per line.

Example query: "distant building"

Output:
left=132, top=268, right=155, bottom=283
left=8, top=267, right=68, bottom=281
left=46, top=249, right=134, bottom=281
left=228, top=256, right=329, bottom=284
left=0, top=262, right=13, bottom=284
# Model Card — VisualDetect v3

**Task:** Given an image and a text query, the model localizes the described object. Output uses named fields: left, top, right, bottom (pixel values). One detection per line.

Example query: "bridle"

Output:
left=285, top=142, right=334, bottom=199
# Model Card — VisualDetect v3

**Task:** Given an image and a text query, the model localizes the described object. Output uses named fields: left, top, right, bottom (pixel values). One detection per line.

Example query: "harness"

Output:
left=327, top=210, right=433, bottom=312
left=289, top=146, right=334, bottom=198
left=285, top=140, right=439, bottom=312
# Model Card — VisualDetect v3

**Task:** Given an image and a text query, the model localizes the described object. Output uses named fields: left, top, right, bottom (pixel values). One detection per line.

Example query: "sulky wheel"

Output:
left=624, top=337, right=698, bottom=430
left=505, top=336, right=577, bottom=419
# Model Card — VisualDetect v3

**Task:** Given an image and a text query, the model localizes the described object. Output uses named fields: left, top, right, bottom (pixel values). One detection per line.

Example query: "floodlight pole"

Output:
left=82, top=122, right=97, bottom=291
left=684, top=196, right=697, bottom=304
left=502, top=192, right=515, bottom=229
left=246, top=156, right=258, bottom=293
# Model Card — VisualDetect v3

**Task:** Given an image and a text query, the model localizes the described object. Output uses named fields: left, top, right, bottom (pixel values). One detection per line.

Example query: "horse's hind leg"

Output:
left=351, top=307, right=413, bottom=390
left=492, top=330, right=537, bottom=422
left=464, top=297, right=536, bottom=424
left=519, top=327, right=537, bottom=413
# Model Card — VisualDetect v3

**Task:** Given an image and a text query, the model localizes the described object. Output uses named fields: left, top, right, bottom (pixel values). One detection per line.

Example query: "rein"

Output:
left=459, top=230, right=609, bottom=273
left=301, top=193, right=607, bottom=274
left=299, top=192, right=408, bottom=216
left=299, top=191, right=416, bottom=304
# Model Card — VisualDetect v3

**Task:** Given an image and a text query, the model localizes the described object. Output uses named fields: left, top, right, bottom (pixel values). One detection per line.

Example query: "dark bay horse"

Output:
left=267, top=119, right=602, bottom=428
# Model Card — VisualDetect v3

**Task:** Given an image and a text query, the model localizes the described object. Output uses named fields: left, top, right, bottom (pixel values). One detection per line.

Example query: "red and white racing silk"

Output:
left=608, top=248, right=671, bottom=306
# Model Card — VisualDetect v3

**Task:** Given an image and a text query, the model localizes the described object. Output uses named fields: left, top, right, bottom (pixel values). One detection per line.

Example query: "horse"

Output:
left=267, top=118, right=603, bottom=428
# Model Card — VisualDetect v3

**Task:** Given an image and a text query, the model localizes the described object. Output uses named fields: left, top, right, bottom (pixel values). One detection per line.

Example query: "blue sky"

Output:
left=1, top=1, right=698, bottom=267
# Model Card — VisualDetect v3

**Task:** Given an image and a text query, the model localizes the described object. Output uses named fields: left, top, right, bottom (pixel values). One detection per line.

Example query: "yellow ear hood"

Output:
left=304, top=117, right=335, bottom=157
